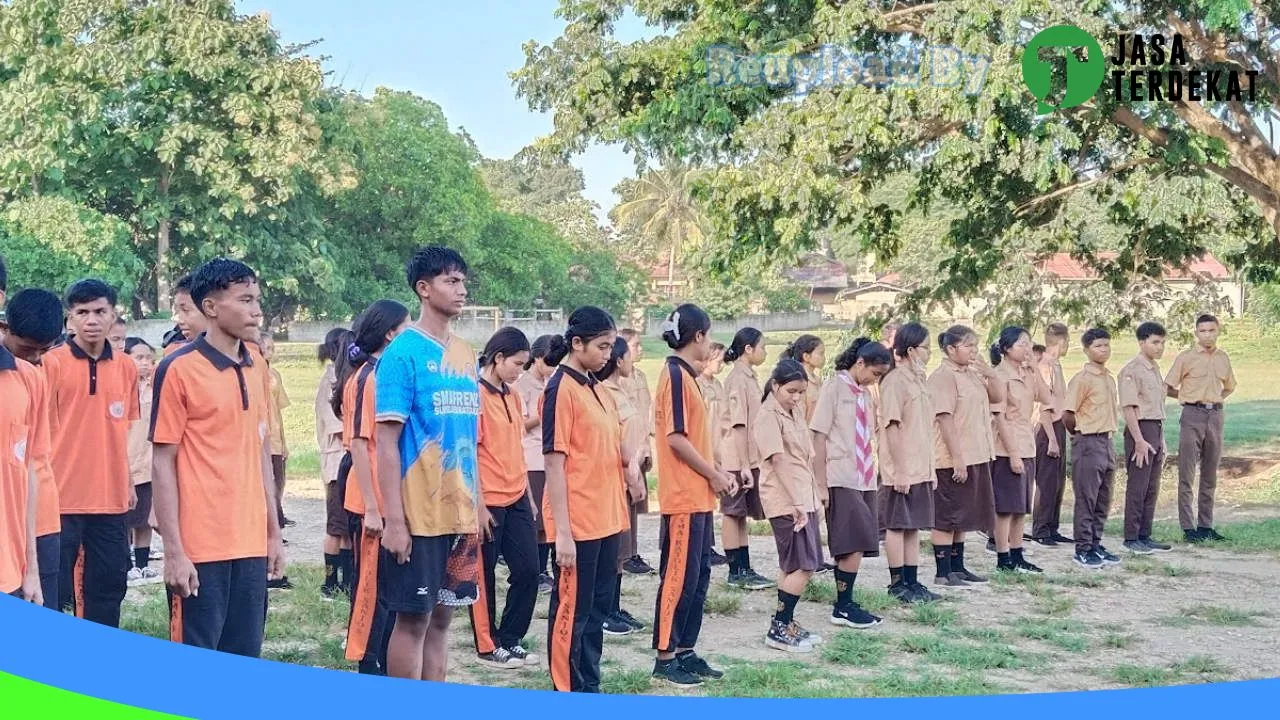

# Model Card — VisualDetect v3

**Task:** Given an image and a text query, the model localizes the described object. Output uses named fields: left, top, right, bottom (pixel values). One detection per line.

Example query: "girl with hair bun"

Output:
left=515, top=335, right=559, bottom=592
left=720, top=327, right=774, bottom=590
left=784, top=334, right=826, bottom=421
left=810, top=337, right=892, bottom=629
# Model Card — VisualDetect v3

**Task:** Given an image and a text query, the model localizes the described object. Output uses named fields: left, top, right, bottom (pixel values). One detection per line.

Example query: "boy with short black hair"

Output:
left=151, top=258, right=284, bottom=656
left=163, top=274, right=207, bottom=356
left=376, top=246, right=481, bottom=682
left=1032, top=323, right=1073, bottom=546
left=1063, top=328, right=1121, bottom=570
left=42, top=279, right=139, bottom=625
left=1164, top=314, right=1236, bottom=543
left=1, top=288, right=65, bottom=609
left=1119, top=322, right=1171, bottom=555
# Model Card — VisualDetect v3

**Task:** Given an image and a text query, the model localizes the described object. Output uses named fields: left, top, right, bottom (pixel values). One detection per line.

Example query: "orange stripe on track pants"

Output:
left=469, top=546, right=497, bottom=655
left=345, top=533, right=382, bottom=662
left=549, top=565, right=577, bottom=691
left=169, top=593, right=183, bottom=644
left=73, top=547, right=85, bottom=619
left=656, top=514, right=690, bottom=652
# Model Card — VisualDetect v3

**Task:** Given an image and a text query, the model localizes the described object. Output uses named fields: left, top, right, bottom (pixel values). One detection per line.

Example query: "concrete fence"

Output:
left=645, top=309, right=826, bottom=337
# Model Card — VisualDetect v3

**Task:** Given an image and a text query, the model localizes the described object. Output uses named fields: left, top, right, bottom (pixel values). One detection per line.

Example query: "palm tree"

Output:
left=610, top=163, right=710, bottom=295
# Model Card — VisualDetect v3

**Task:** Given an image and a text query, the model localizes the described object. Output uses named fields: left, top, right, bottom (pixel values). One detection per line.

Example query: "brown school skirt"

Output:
left=528, top=471, right=547, bottom=541
left=880, top=482, right=935, bottom=531
left=770, top=512, right=822, bottom=574
left=826, top=488, right=880, bottom=558
left=933, top=463, right=996, bottom=533
left=721, top=469, right=765, bottom=519
left=992, top=456, right=1035, bottom=515
left=324, top=480, right=347, bottom=537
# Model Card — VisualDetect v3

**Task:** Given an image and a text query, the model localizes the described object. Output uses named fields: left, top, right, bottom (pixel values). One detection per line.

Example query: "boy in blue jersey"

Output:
left=377, top=247, right=482, bottom=682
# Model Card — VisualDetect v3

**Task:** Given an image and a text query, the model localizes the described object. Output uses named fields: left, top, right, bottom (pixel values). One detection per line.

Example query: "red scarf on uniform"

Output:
left=838, top=372, right=874, bottom=489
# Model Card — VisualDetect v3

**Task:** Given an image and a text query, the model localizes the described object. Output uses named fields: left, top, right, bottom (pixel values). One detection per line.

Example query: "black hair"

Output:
left=189, top=258, right=257, bottom=309
left=662, top=303, right=711, bottom=350
left=6, top=289, right=63, bottom=344
left=174, top=273, right=194, bottom=297
left=1032, top=344, right=1046, bottom=354
left=64, top=278, right=118, bottom=309
left=112, top=317, right=127, bottom=327
left=318, top=327, right=354, bottom=364
left=938, top=324, right=976, bottom=355
left=480, top=326, right=531, bottom=368
left=546, top=306, right=616, bottom=366
left=762, top=357, right=809, bottom=402
left=723, top=327, right=763, bottom=363
left=332, top=299, right=410, bottom=418
left=1136, top=322, right=1167, bottom=341
left=1195, top=314, right=1219, bottom=327
left=784, top=334, right=823, bottom=365
left=597, top=337, right=631, bottom=382
left=835, top=337, right=892, bottom=372
left=526, top=334, right=559, bottom=371
left=990, top=326, right=1029, bottom=366
left=405, top=246, right=468, bottom=292
left=124, top=337, right=154, bottom=354
left=161, top=326, right=186, bottom=348
left=892, top=322, right=930, bottom=360
left=0, top=253, right=6, bottom=292
left=1082, top=327, right=1111, bottom=348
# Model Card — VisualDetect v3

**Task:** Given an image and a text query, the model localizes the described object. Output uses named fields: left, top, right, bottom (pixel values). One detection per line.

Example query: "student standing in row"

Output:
left=695, top=342, right=730, bottom=568
left=259, top=335, right=292, bottom=533
left=651, top=304, right=733, bottom=687
left=543, top=307, right=630, bottom=693
left=1119, top=322, right=1172, bottom=555
left=720, top=328, right=773, bottom=590
left=786, top=335, right=826, bottom=422
left=516, top=335, right=558, bottom=593
left=1165, top=314, right=1235, bottom=543
left=125, top=338, right=159, bottom=583
left=337, top=300, right=410, bottom=675
left=989, top=327, right=1051, bottom=574
left=811, top=338, right=892, bottom=628
left=471, top=327, right=542, bottom=670
left=1032, top=323, right=1072, bottom=546
left=878, top=323, right=939, bottom=604
left=151, top=258, right=285, bottom=656
left=44, top=279, right=139, bottom=626
left=757, top=358, right=824, bottom=653
left=1064, top=328, right=1122, bottom=569
left=376, top=247, right=481, bottom=683
left=618, top=328, right=656, bottom=576
left=318, top=328, right=355, bottom=598
left=598, top=337, right=650, bottom=636
left=163, top=274, right=207, bottom=357
left=929, top=325, right=1001, bottom=589
left=108, top=318, right=128, bottom=354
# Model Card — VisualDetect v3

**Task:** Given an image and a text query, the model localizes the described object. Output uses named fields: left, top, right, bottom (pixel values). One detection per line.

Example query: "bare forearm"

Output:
left=937, top=414, right=963, bottom=465
left=377, top=424, right=407, bottom=527
left=1165, top=384, right=1179, bottom=399
left=1063, top=411, right=1078, bottom=434
left=769, top=456, right=800, bottom=508
left=1039, top=410, right=1056, bottom=438
left=260, top=446, right=281, bottom=540
left=25, top=468, right=38, bottom=569
left=732, top=426, right=750, bottom=468
left=151, top=445, right=186, bottom=557
left=523, top=416, right=539, bottom=432
left=351, top=439, right=378, bottom=513
left=545, top=454, right=572, bottom=539
left=810, top=432, right=829, bottom=497
left=1122, top=406, right=1144, bottom=439
left=886, top=423, right=907, bottom=477
left=994, top=415, right=1017, bottom=459
left=669, top=433, right=719, bottom=483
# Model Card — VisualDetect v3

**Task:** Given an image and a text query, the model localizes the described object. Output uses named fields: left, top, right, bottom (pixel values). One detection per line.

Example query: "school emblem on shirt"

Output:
left=13, top=439, right=25, bottom=464
left=426, top=360, right=439, bottom=373
left=109, top=401, right=126, bottom=419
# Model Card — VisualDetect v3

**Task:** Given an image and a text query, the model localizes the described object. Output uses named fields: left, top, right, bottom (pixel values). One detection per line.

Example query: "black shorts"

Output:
left=125, top=484, right=153, bottom=529
left=720, top=470, right=765, bottom=519
left=379, top=535, right=480, bottom=615
left=168, top=557, right=268, bottom=657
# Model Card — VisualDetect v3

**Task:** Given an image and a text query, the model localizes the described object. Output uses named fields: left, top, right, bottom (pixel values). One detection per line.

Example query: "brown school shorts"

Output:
left=721, top=469, right=765, bottom=519
left=826, top=488, right=880, bottom=558
left=933, top=462, right=996, bottom=533
left=324, top=480, right=347, bottom=537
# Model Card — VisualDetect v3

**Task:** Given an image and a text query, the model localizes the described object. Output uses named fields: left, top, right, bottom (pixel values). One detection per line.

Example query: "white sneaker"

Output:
left=126, top=567, right=144, bottom=584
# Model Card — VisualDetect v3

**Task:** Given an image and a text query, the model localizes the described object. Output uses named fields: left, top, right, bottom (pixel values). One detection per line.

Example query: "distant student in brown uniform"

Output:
left=929, top=325, right=1002, bottom=589
left=1064, top=328, right=1122, bottom=570
left=1119, top=322, right=1172, bottom=555
left=785, top=334, right=826, bottom=422
left=720, top=327, right=774, bottom=590
left=125, top=337, right=159, bottom=583
left=1031, top=323, right=1073, bottom=546
left=317, top=327, right=355, bottom=598
left=988, top=327, right=1052, bottom=573
left=517, top=335, right=559, bottom=592
left=259, top=335, right=292, bottom=534
left=1164, top=314, right=1236, bottom=543
left=877, top=323, right=939, bottom=604
left=810, top=338, right=891, bottom=628
left=695, top=342, right=730, bottom=567
left=618, top=328, right=656, bottom=575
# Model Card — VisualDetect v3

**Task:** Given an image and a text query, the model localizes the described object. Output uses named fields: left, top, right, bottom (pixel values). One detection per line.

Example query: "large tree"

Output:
left=514, top=0, right=1280, bottom=316
left=611, top=163, right=710, bottom=292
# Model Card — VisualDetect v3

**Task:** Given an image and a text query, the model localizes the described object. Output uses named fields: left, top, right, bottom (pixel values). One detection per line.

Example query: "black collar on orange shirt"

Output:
left=193, top=334, right=254, bottom=371
left=68, top=337, right=114, bottom=361
left=479, top=377, right=509, bottom=395
left=559, top=364, right=605, bottom=409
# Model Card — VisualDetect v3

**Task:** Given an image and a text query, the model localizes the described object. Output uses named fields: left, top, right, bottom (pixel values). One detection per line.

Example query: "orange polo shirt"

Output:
left=477, top=378, right=529, bottom=508
left=33, top=365, right=60, bottom=537
left=342, top=364, right=382, bottom=515
left=150, top=336, right=270, bottom=564
left=654, top=356, right=717, bottom=515
left=541, top=366, right=628, bottom=542
left=1, top=348, right=50, bottom=593
left=42, top=339, right=139, bottom=515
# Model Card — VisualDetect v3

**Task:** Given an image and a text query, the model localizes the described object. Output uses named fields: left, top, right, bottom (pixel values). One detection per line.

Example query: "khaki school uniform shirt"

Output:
left=809, top=372, right=879, bottom=492
left=1164, top=346, right=1236, bottom=405
left=1037, top=358, right=1067, bottom=422
left=267, top=365, right=290, bottom=457
left=696, top=374, right=727, bottom=455
left=722, top=362, right=762, bottom=471
left=606, top=377, right=648, bottom=466
left=877, top=365, right=935, bottom=486
left=315, top=363, right=344, bottom=484
left=515, top=370, right=547, bottom=472
left=628, top=367, right=655, bottom=454
left=128, top=381, right=153, bottom=486
left=755, top=394, right=820, bottom=518
left=992, top=361, right=1050, bottom=459
left=804, top=370, right=821, bottom=422
left=1118, top=355, right=1166, bottom=420
left=929, top=359, right=996, bottom=470
left=1065, top=363, right=1120, bottom=435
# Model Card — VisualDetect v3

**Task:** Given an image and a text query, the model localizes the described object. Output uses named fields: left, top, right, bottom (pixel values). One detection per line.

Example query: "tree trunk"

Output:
left=155, top=170, right=173, bottom=304
left=666, top=246, right=676, bottom=298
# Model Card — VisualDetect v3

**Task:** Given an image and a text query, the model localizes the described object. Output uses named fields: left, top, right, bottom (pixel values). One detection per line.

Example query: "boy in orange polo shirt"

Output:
left=151, top=258, right=285, bottom=656
left=42, top=279, right=139, bottom=626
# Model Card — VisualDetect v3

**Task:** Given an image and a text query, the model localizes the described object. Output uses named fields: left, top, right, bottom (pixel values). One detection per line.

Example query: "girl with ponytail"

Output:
left=336, top=299, right=410, bottom=675
left=810, top=338, right=892, bottom=628
left=514, top=335, right=559, bottom=591
left=317, top=327, right=355, bottom=599
left=988, top=327, right=1052, bottom=574
left=720, top=327, right=773, bottom=590
left=784, top=334, right=826, bottom=421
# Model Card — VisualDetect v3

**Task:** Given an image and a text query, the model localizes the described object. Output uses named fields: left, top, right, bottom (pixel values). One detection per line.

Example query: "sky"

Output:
left=238, top=0, right=652, bottom=222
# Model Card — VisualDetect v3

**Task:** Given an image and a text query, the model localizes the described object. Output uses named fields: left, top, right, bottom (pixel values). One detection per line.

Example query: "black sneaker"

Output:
left=740, top=570, right=776, bottom=590
left=320, top=584, right=341, bottom=600
left=267, top=576, right=293, bottom=590
left=709, top=549, right=728, bottom=567
left=1141, top=537, right=1173, bottom=552
left=537, top=573, right=553, bottom=595
left=678, top=652, right=724, bottom=679
left=816, top=562, right=835, bottom=574
left=497, top=555, right=507, bottom=567
left=985, top=538, right=997, bottom=555
left=652, top=659, right=702, bottom=687
left=889, top=581, right=915, bottom=604
left=996, top=560, right=1018, bottom=573
left=934, top=572, right=973, bottom=589
left=1014, top=558, right=1043, bottom=574
left=726, top=569, right=747, bottom=589
left=603, top=614, right=633, bottom=636
left=1050, top=532, right=1075, bottom=544
left=477, top=647, right=523, bottom=669
left=506, top=645, right=539, bottom=665
left=830, top=603, right=882, bottom=629
left=1198, top=527, right=1226, bottom=542
left=617, top=608, right=647, bottom=630
left=623, top=555, right=655, bottom=575
left=765, top=619, right=813, bottom=653
left=788, top=621, right=823, bottom=646
left=1094, top=545, right=1121, bottom=565
left=909, top=583, right=942, bottom=603
left=1073, top=550, right=1104, bottom=569
left=1031, top=535, right=1058, bottom=547
left=953, top=567, right=988, bottom=584
left=1185, top=528, right=1205, bottom=543
left=282, top=518, right=297, bottom=528
left=1124, top=540, right=1153, bottom=555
